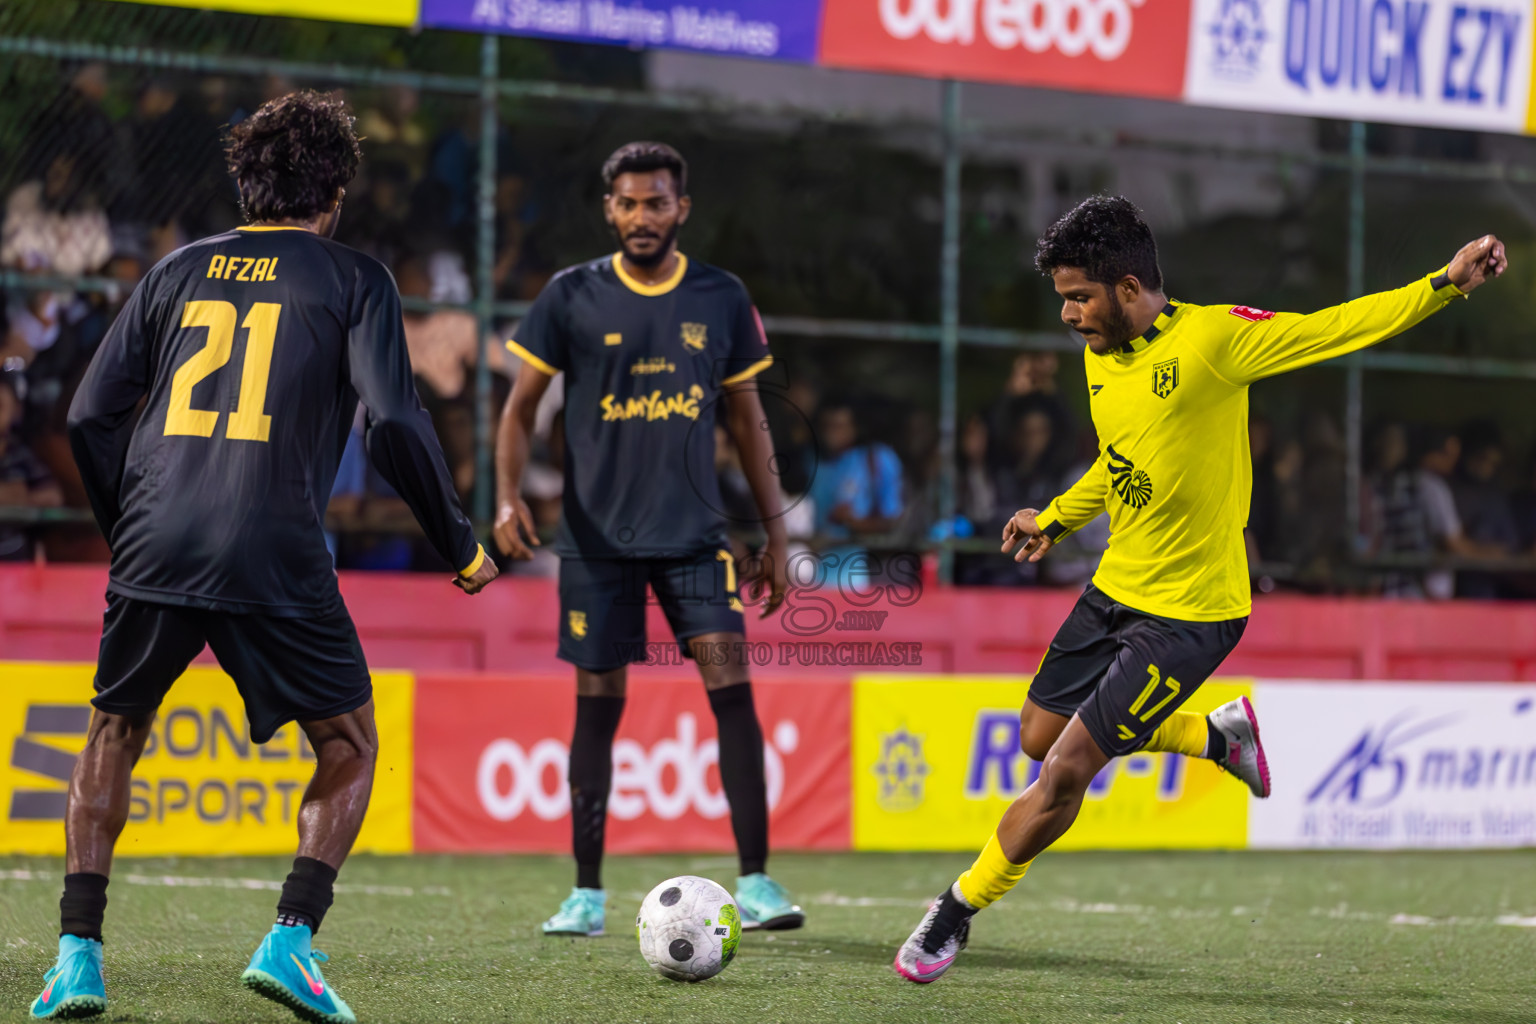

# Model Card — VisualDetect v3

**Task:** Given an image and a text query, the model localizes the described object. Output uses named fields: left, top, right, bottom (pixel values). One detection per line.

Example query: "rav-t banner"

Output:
left=421, top=1, right=823, bottom=62
left=852, top=674, right=1252, bottom=851
left=411, top=673, right=851, bottom=853
left=818, top=0, right=1193, bottom=99
left=1184, top=0, right=1532, bottom=133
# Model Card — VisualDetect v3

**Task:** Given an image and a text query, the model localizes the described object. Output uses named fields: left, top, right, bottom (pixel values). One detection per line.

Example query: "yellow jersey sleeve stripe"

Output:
left=506, top=339, right=559, bottom=376
left=721, top=355, right=774, bottom=387
left=612, top=252, right=688, bottom=296
left=458, top=544, right=487, bottom=579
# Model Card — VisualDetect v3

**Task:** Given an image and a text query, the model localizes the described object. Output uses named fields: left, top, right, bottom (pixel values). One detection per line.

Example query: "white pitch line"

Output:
left=0, top=869, right=447, bottom=897
left=808, top=891, right=1536, bottom=927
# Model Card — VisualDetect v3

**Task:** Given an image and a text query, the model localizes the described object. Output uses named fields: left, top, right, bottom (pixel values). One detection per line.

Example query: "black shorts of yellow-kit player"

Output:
left=557, top=549, right=748, bottom=672
left=90, top=594, right=373, bottom=744
left=1027, top=584, right=1246, bottom=757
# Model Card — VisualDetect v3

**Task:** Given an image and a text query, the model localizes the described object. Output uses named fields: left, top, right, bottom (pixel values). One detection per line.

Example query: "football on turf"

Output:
left=635, top=875, right=741, bottom=982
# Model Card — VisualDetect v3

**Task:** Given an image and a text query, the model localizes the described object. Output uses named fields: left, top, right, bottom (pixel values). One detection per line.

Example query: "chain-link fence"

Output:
left=3, top=0, right=1536, bottom=596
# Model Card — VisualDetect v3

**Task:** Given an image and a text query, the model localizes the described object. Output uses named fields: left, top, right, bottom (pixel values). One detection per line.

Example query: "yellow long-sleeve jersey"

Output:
left=1034, top=269, right=1466, bottom=622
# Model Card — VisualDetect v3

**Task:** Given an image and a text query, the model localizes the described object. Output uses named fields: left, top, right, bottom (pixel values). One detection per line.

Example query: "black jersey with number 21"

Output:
left=68, top=226, right=479, bottom=615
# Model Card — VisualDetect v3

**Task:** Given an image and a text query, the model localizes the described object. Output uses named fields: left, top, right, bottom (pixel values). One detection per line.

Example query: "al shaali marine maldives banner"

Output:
left=1184, top=0, right=1533, bottom=133
left=1247, top=681, right=1536, bottom=849
left=420, top=1, right=824, bottom=62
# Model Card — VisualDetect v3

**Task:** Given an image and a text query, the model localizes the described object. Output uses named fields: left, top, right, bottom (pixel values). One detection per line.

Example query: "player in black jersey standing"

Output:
left=29, top=92, right=497, bottom=1024
left=494, top=142, right=800, bottom=937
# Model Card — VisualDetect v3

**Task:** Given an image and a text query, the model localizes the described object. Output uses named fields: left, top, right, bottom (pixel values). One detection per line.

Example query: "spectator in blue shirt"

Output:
left=809, top=400, right=903, bottom=588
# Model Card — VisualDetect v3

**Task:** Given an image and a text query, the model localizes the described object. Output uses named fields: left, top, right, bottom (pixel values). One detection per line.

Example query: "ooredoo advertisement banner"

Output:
left=420, top=0, right=824, bottom=62
left=0, top=663, right=414, bottom=855
left=1247, top=681, right=1536, bottom=848
left=817, top=0, right=1194, bottom=99
left=411, top=674, right=851, bottom=853
left=1183, top=0, right=1533, bottom=133
left=851, top=674, right=1252, bottom=851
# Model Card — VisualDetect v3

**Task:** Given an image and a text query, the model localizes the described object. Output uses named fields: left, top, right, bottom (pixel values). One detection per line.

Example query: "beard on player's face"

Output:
left=1073, top=287, right=1135, bottom=353
left=618, top=218, right=680, bottom=268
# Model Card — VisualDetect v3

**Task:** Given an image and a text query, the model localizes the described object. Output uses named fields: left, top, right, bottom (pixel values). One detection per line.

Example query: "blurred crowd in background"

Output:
left=6, top=64, right=1536, bottom=600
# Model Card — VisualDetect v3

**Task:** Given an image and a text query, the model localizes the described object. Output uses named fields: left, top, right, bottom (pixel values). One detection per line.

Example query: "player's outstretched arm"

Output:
left=1210, top=235, right=1507, bottom=385
left=492, top=366, right=550, bottom=561
left=723, top=378, right=788, bottom=617
left=348, top=263, right=493, bottom=593
left=66, top=275, right=157, bottom=540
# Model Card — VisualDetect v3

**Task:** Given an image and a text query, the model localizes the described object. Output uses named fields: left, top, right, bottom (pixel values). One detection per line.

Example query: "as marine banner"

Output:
left=1247, top=681, right=1536, bottom=848
left=420, top=0, right=824, bottom=63
left=0, top=663, right=413, bottom=855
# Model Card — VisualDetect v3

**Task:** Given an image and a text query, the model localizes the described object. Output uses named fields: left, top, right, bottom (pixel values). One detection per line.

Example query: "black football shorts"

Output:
left=91, top=593, right=373, bottom=743
left=1028, top=583, right=1246, bottom=757
left=557, top=549, right=748, bottom=672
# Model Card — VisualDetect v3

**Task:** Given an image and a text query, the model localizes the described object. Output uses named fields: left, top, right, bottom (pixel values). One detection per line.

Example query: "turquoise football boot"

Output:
left=735, top=873, right=805, bottom=931
left=241, top=924, right=356, bottom=1024
left=541, top=887, right=606, bottom=936
left=29, top=935, right=106, bottom=1020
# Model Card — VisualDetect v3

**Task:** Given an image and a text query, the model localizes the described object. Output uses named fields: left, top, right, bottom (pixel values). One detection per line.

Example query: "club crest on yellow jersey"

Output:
left=1153, top=357, right=1179, bottom=399
left=681, top=322, right=708, bottom=351
left=1107, top=444, right=1153, bottom=509
left=568, top=610, right=588, bottom=639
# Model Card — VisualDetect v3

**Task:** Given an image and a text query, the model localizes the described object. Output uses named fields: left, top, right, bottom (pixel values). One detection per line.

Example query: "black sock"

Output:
left=60, top=873, right=109, bottom=943
left=276, top=857, right=338, bottom=934
left=921, top=885, right=975, bottom=955
left=708, top=683, right=769, bottom=877
left=1205, top=715, right=1228, bottom=762
left=570, top=694, right=625, bottom=890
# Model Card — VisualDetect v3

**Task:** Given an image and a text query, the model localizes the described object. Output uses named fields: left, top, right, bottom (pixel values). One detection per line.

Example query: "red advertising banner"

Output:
left=413, top=674, right=851, bottom=853
left=818, top=0, right=1190, bottom=100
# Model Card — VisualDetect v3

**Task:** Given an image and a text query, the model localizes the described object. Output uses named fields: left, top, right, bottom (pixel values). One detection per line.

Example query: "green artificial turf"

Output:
left=3, top=851, right=1533, bottom=1023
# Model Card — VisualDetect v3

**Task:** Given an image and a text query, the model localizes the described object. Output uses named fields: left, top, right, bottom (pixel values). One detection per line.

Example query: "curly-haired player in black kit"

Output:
left=28, top=91, right=496, bottom=1024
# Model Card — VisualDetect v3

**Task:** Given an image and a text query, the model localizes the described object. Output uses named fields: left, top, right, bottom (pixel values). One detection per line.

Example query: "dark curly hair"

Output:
left=1035, top=195, right=1163, bottom=291
left=601, top=141, right=687, bottom=196
left=226, top=90, right=360, bottom=223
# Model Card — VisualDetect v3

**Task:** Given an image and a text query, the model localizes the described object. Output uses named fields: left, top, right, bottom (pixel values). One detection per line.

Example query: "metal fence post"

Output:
left=473, top=33, right=499, bottom=529
left=938, top=79, right=962, bottom=585
left=1345, top=120, right=1366, bottom=547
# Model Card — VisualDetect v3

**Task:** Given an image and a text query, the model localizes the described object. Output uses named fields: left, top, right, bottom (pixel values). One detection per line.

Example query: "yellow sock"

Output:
left=1140, top=711, right=1210, bottom=757
left=955, top=832, right=1032, bottom=910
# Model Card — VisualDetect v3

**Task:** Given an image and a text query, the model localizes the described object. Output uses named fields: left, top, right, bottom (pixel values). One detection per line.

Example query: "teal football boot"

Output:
left=541, top=887, right=606, bottom=936
left=29, top=935, right=106, bottom=1020
left=735, top=873, right=805, bottom=931
left=241, top=924, right=356, bottom=1024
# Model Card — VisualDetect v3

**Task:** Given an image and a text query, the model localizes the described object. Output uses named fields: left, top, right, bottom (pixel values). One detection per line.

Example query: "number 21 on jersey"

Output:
left=164, top=299, right=280, bottom=442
